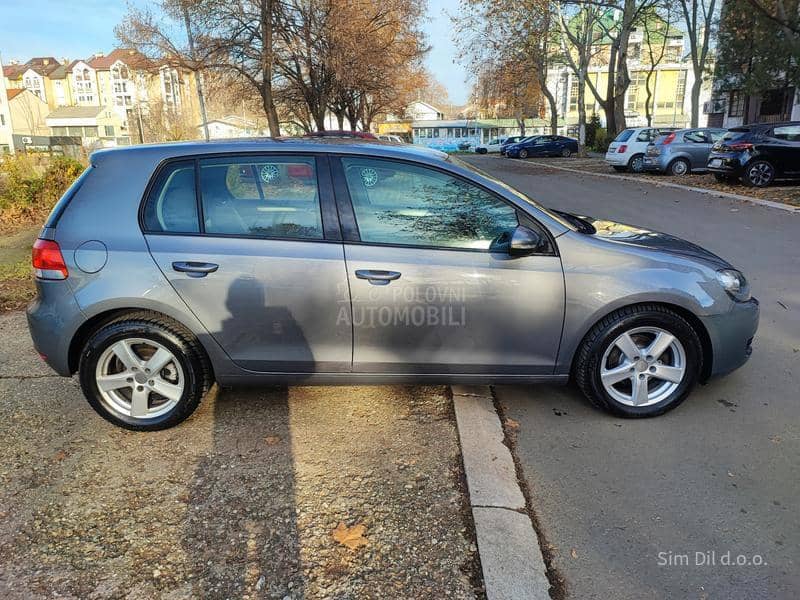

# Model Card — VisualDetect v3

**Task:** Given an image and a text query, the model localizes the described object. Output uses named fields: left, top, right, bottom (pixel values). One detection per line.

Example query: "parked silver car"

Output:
left=27, top=140, right=759, bottom=429
left=643, top=128, right=727, bottom=176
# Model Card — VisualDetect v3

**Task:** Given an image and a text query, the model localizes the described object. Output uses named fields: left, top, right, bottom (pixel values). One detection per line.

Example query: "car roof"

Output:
left=89, top=137, right=449, bottom=166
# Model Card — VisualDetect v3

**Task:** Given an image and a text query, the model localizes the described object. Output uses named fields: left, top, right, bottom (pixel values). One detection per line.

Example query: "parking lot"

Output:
left=464, top=155, right=800, bottom=599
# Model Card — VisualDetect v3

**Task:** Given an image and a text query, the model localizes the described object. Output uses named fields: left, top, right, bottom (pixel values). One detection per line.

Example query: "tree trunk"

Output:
left=690, top=69, right=702, bottom=127
left=541, top=85, right=558, bottom=134
left=517, top=116, right=526, bottom=136
left=261, top=0, right=281, bottom=137
left=336, top=112, right=344, bottom=129
left=577, top=70, right=587, bottom=156
left=182, top=5, right=209, bottom=141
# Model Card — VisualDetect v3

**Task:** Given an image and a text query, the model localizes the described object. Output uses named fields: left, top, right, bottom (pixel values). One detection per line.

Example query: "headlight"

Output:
left=716, top=269, right=751, bottom=302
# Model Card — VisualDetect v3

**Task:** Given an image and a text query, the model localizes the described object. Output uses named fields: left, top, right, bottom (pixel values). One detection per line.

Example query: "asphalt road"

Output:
left=463, top=155, right=800, bottom=600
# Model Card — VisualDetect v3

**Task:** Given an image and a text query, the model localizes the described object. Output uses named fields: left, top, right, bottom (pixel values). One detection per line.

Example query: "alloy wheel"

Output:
left=629, top=155, right=644, bottom=173
left=600, top=326, right=686, bottom=407
left=519, top=149, right=528, bottom=159
left=670, top=159, right=689, bottom=176
left=95, top=338, right=185, bottom=419
left=561, top=147, right=571, bottom=157
left=747, top=162, right=774, bottom=187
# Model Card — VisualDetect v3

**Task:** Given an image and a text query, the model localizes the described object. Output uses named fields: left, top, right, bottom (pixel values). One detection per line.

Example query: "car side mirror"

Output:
left=490, top=225, right=546, bottom=256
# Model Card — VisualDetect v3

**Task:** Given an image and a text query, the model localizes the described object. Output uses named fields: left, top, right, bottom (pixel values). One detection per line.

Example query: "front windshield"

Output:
left=448, top=155, right=576, bottom=231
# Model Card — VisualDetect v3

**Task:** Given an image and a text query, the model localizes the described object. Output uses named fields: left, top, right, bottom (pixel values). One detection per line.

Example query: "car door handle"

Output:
left=355, top=269, right=401, bottom=285
left=172, top=261, right=219, bottom=277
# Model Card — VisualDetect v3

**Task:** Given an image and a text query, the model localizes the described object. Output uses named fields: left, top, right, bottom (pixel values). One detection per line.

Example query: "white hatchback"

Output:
left=605, top=127, right=677, bottom=172
left=475, top=137, right=507, bottom=154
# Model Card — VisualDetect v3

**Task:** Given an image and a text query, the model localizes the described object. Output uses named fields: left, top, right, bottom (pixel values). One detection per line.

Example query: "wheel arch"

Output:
left=68, top=307, right=216, bottom=379
left=568, top=301, right=713, bottom=383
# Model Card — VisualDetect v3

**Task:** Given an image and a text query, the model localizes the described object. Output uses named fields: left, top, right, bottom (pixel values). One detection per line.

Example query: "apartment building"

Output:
left=0, top=56, right=14, bottom=153
left=1, top=49, right=202, bottom=149
left=545, top=18, right=711, bottom=133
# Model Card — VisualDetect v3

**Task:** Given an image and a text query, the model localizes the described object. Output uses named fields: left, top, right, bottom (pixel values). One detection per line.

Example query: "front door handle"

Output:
left=172, top=261, right=219, bottom=278
left=355, top=269, right=401, bottom=286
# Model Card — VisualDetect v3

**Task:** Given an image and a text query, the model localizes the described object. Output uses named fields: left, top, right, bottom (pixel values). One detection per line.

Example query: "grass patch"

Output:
left=0, top=225, right=38, bottom=312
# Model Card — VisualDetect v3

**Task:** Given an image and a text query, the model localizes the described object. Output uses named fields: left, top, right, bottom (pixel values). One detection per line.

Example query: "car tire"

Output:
left=573, top=304, right=702, bottom=418
left=742, top=160, right=775, bottom=187
left=476, top=148, right=487, bottom=155
left=518, top=149, right=529, bottom=159
left=78, top=311, right=213, bottom=431
left=612, top=165, right=627, bottom=172
left=561, top=147, right=572, bottom=158
left=628, top=154, right=645, bottom=173
left=668, top=158, right=690, bottom=176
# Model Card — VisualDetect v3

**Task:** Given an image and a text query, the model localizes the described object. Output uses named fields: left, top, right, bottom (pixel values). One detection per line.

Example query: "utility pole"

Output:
left=182, top=1, right=209, bottom=141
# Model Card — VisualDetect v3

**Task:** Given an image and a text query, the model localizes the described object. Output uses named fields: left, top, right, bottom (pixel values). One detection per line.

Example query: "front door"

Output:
left=333, top=156, right=565, bottom=375
left=768, top=124, right=800, bottom=176
left=143, top=154, right=351, bottom=373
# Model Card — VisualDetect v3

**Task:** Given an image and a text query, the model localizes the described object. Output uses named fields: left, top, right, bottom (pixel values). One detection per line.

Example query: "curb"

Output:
left=513, top=158, right=800, bottom=214
left=451, top=385, right=551, bottom=600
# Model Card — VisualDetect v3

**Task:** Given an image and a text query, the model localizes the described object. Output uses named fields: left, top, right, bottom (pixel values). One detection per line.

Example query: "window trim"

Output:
left=329, top=154, right=558, bottom=256
left=138, top=152, right=342, bottom=243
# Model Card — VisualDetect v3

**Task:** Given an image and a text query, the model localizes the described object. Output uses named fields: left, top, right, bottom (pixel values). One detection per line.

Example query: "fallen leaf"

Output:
left=53, top=450, right=68, bottom=461
left=332, top=522, right=369, bottom=550
left=505, top=418, right=520, bottom=430
left=264, top=435, right=281, bottom=446
left=570, top=548, right=578, bottom=558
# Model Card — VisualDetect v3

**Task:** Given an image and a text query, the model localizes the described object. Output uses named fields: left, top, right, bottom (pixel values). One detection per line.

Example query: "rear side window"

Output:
left=722, top=129, right=750, bottom=141
left=44, top=165, right=94, bottom=228
left=772, top=125, right=800, bottom=141
left=614, top=129, right=634, bottom=142
left=199, top=156, right=322, bottom=239
left=142, top=160, right=199, bottom=233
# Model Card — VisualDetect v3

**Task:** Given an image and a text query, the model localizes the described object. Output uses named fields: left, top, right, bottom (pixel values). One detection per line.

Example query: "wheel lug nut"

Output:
left=649, top=366, right=656, bottom=372
left=148, top=380, right=154, bottom=386
left=639, top=374, right=645, bottom=379
left=126, top=377, right=133, bottom=383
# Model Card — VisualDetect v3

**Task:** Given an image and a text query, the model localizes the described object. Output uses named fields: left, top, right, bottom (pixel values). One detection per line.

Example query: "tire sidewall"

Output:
left=744, top=160, right=774, bottom=187
left=562, top=147, right=571, bottom=158
left=519, top=149, right=528, bottom=159
left=584, top=311, right=702, bottom=417
left=669, top=159, right=689, bottom=176
left=79, top=321, right=202, bottom=430
left=628, top=154, right=645, bottom=173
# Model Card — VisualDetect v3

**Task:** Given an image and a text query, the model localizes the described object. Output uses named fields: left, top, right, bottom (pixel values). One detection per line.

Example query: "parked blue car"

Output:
left=506, top=135, right=579, bottom=159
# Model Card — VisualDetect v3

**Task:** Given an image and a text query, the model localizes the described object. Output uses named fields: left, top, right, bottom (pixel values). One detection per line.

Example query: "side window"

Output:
left=636, top=129, right=653, bottom=142
left=684, top=131, right=706, bottom=143
left=772, top=125, right=800, bottom=142
left=341, top=158, right=519, bottom=250
left=709, top=130, right=726, bottom=143
left=199, top=156, right=323, bottom=239
left=142, top=160, right=199, bottom=233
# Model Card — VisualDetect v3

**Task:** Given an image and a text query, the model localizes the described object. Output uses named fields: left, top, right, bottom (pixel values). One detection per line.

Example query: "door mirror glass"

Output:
left=490, top=225, right=545, bottom=256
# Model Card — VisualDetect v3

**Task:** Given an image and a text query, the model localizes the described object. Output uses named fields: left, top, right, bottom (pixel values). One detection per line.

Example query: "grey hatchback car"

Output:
left=643, top=128, right=728, bottom=176
left=27, top=139, right=759, bottom=430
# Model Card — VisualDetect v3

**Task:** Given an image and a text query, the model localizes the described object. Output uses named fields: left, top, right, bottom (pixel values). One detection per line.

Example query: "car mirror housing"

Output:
left=490, top=225, right=545, bottom=256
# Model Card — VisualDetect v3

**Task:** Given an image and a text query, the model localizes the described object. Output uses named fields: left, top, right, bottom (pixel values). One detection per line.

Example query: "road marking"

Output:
left=451, top=384, right=551, bottom=600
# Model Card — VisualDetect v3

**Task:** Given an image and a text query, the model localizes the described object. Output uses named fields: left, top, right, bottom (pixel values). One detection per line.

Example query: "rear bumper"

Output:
left=26, top=279, right=85, bottom=376
left=604, top=154, right=628, bottom=166
left=642, top=155, right=667, bottom=172
left=699, top=297, right=760, bottom=378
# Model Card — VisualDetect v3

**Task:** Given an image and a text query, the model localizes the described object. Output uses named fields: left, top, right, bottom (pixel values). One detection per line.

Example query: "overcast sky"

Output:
left=0, top=0, right=470, bottom=106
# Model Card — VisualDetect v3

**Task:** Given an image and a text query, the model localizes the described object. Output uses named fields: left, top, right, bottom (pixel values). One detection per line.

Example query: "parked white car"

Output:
left=475, top=137, right=507, bottom=154
left=605, top=127, right=677, bottom=173
left=376, top=134, right=404, bottom=143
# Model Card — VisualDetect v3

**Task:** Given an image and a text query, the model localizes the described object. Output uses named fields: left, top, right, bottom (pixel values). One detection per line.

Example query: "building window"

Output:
left=728, top=90, right=745, bottom=117
left=104, top=125, right=115, bottom=137
left=664, top=45, right=682, bottom=62
left=74, top=67, right=95, bottom=103
left=675, top=71, right=687, bottom=108
left=0, top=115, right=4, bottom=126
left=161, top=67, right=182, bottom=107
left=569, top=77, right=579, bottom=112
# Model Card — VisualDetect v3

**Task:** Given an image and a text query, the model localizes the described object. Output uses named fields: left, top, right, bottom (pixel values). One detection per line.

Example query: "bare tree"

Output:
left=641, top=2, right=677, bottom=126
left=678, top=0, right=718, bottom=126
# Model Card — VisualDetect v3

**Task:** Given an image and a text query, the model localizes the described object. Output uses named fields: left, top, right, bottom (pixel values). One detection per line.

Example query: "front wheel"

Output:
left=518, top=149, right=529, bottom=159
left=573, top=305, right=702, bottom=417
left=78, top=312, right=213, bottom=430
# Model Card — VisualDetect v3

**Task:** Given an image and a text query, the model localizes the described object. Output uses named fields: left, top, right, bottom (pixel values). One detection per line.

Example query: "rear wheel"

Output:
left=476, top=148, right=487, bottom=154
left=574, top=305, right=702, bottom=417
left=561, top=147, right=572, bottom=158
left=518, top=149, right=529, bottom=159
left=78, top=312, right=212, bottom=430
left=668, top=158, right=690, bottom=176
left=742, top=160, right=775, bottom=187
left=628, top=154, right=645, bottom=173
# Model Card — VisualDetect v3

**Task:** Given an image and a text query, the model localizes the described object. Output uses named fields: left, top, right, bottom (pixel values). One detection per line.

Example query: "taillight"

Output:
left=662, top=132, right=676, bottom=145
left=32, top=239, right=68, bottom=280
left=728, top=142, right=754, bottom=152
left=618, top=144, right=628, bottom=153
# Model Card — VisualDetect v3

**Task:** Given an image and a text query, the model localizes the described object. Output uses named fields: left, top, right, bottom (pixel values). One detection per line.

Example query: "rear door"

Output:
left=768, top=124, right=800, bottom=175
left=331, top=155, right=565, bottom=375
left=143, top=154, right=351, bottom=373
left=682, top=130, right=712, bottom=169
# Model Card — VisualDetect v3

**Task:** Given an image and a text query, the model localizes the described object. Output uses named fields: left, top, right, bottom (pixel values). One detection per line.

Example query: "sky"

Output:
left=0, top=0, right=470, bottom=105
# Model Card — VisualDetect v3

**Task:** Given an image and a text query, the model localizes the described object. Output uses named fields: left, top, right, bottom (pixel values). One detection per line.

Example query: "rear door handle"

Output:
left=172, top=261, right=219, bottom=277
left=355, top=269, right=401, bottom=285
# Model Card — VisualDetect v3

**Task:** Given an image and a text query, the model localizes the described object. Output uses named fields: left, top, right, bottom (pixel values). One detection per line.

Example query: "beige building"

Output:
left=46, top=105, right=128, bottom=148
left=7, top=88, right=50, bottom=136
left=0, top=56, right=14, bottom=153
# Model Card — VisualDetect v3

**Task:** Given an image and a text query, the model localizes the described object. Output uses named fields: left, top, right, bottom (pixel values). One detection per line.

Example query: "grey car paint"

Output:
left=27, top=139, right=757, bottom=386
left=643, top=128, right=727, bottom=174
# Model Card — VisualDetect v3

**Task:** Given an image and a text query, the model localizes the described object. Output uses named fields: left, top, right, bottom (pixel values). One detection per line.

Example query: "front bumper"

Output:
left=706, top=153, right=744, bottom=175
left=699, top=297, right=760, bottom=378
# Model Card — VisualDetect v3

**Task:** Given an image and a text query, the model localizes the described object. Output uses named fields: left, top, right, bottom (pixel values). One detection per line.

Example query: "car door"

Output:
left=143, top=154, right=352, bottom=373
left=331, top=156, right=565, bottom=375
left=682, top=130, right=712, bottom=169
left=768, top=124, right=800, bottom=175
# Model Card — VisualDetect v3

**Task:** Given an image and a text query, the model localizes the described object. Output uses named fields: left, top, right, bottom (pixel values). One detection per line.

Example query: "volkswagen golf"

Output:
left=27, top=139, right=759, bottom=430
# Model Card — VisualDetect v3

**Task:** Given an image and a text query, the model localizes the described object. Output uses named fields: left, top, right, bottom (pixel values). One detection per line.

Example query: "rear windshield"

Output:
left=614, top=129, right=634, bottom=142
left=43, top=165, right=94, bottom=228
left=721, top=129, right=750, bottom=141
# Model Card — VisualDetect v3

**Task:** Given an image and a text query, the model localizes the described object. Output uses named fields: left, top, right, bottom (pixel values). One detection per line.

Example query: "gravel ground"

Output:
left=512, top=155, right=800, bottom=207
left=0, top=311, right=482, bottom=599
